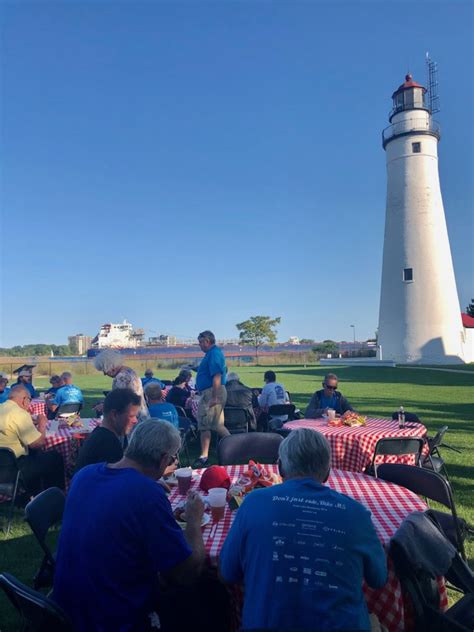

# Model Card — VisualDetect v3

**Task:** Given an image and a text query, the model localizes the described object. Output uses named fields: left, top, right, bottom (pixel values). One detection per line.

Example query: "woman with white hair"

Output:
left=94, top=349, right=148, bottom=420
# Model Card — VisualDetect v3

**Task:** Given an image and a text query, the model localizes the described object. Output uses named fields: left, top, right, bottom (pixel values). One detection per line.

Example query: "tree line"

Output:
left=0, top=344, right=73, bottom=357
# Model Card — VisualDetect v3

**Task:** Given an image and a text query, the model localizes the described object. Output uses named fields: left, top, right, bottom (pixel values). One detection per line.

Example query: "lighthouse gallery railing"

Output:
left=382, top=118, right=440, bottom=148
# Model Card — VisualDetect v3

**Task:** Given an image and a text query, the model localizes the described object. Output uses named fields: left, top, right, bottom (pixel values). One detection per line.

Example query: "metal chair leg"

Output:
left=5, top=472, right=20, bottom=536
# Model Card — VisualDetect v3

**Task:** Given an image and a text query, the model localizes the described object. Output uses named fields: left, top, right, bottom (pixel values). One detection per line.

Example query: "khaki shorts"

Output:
left=197, top=386, right=227, bottom=431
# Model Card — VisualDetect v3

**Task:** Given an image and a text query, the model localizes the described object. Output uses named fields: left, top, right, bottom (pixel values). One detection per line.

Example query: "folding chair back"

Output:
left=25, top=487, right=65, bottom=560
left=424, top=425, right=450, bottom=478
left=428, top=425, right=449, bottom=453
left=223, top=407, right=248, bottom=434
left=55, top=403, right=82, bottom=418
left=389, top=513, right=474, bottom=631
left=377, top=463, right=466, bottom=559
left=370, top=437, right=424, bottom=476
left=25, top=487, right=65, bottom=589
left=0, top=447, right=19, bottom=493
left=0, top=572, right=72, bottom=632
left=218, top=433, right=283, bottom=465
left=268, top=404, right=296, bottom=419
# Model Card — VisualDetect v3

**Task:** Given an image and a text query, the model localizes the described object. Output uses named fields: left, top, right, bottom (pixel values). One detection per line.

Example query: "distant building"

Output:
left=68, top=334, right=92, bottom=355
left=148, top=335, right=177, bottom=347
left=288, top=336, right=300, bottom=345
left=217, top=338, right=240, bottom=346
left=91, top=321, right=145, bottom=349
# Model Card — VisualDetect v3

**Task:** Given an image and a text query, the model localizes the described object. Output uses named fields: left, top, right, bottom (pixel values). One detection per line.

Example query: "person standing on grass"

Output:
left=192, top=331, right=229, bottom=468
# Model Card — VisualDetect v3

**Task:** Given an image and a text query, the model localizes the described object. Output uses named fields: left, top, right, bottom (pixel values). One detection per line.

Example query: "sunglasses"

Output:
left=323, top=384, right=337, bottom=390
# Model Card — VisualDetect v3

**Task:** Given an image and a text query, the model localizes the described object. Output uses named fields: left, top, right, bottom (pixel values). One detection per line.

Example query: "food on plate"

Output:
left=341, top=411, right=367, bottom=427
left=173, top=502, right=210, bottom=527
left=63, top=414, right=81, bottom=427
left=239, top=461, right=282, bottom=490
left=328, top=417, right=343, bottom=427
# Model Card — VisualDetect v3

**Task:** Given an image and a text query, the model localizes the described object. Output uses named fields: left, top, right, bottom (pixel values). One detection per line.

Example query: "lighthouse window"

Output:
left=412, top=142, right=421, bottom=153
left=403, top=268, right=413, bottom=282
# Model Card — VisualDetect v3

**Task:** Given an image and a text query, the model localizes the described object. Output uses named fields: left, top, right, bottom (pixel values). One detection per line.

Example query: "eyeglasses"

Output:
left=324, top=384, right=337, bottom=390
left=167, top=453, right=179, bottom=466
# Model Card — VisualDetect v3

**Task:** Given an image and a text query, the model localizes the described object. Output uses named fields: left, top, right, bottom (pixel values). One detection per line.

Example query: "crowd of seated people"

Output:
left=50, top=423, right=386, bottom=631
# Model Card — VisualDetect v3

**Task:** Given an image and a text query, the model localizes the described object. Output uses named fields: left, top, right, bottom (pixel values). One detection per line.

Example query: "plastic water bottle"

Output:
left=398, top=406, right=405, bottom=429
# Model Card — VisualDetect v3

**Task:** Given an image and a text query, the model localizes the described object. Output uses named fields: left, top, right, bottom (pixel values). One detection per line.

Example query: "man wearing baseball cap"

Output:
left=13, top=366, right=38, bottom=399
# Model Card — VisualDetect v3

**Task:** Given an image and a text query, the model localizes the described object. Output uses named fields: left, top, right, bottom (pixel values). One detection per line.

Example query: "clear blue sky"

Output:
left=1, top=1, right=472, bottom=346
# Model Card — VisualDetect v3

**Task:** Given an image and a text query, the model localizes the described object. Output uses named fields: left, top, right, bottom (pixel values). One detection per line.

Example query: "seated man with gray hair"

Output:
left=225, top=372, right=256, bottom=431
left=220, top=428, right=387, bottom=631
left=54, top=420, right=208, bottom=631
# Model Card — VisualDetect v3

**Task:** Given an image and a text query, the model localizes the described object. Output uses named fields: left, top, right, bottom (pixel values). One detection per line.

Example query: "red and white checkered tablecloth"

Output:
left=282, top=417, right=428, bottom=472
left=28, top=399, right=47, bottom=417
left=42, top=419, right=101, bottom=477
left=169, top=465, right=447, bottom=632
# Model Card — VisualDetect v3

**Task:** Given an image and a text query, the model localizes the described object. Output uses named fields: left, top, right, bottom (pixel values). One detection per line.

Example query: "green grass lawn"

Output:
left=1, top=364, right=473, bottom=630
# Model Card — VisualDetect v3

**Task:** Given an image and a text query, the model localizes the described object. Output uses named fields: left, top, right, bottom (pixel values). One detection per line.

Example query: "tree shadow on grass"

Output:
left=280, top=366, right=474, bottom=387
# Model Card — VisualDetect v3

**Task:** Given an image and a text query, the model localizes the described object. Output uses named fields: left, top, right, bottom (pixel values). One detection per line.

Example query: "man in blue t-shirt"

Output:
left=53, top=420, right=206, bottom=632
left=193, top=330, right=229, bottom=468
left=145, top=382, right=179, bottom=429
left=220, top=428, right=387, bottom=631
left=48, top=371, right=83, bottom=416
left=141, top=369, right=164, bottom=389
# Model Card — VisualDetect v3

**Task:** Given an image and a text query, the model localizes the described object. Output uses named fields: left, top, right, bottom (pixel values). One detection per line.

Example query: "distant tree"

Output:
left=312, top=340, right=339, bottom=356
left=299, top=338, right=315, bottom=344
left=0, top=344, right=72, bottom=357
left=236, top=315, right=281, bottom=364
left=466, top=299, right=474, bottom=318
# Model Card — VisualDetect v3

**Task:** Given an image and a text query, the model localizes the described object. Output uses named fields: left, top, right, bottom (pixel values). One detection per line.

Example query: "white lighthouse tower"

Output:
left=378, top=69, right=467, bottom=364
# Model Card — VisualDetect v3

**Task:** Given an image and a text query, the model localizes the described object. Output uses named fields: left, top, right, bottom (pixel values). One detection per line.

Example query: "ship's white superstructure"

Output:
left=91, top=320, right=144, bottom=349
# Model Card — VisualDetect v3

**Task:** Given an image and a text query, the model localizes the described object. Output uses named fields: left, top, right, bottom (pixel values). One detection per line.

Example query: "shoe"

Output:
left=192, top=456, right=209, bottom=469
